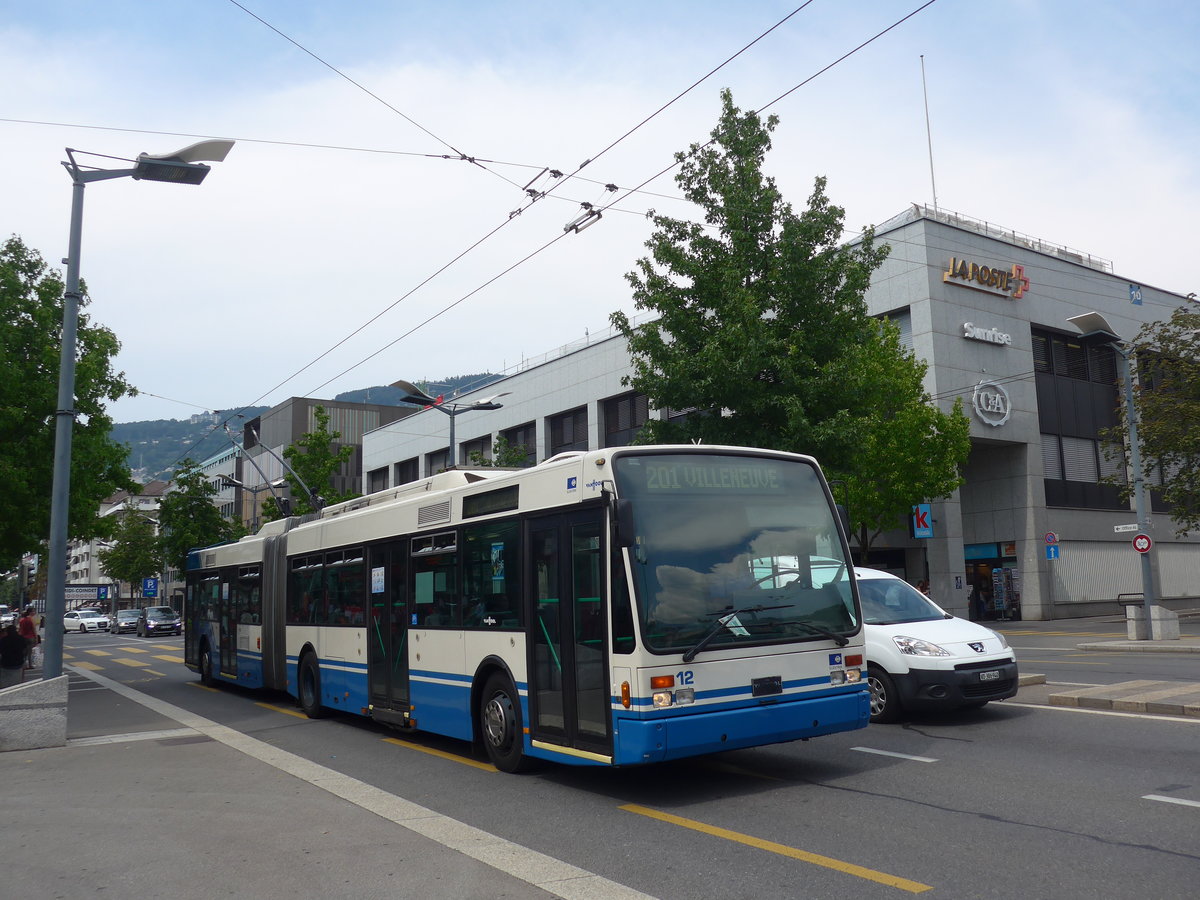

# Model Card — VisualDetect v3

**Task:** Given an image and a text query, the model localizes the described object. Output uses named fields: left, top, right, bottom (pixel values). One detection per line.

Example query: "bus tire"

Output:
left=199, top=644, right=215, bottom=687
left=480, top=673, right=531, bottom=773
left=867, top=664, right=902, bottom=724
left=298, top=652, right=326, bottom=719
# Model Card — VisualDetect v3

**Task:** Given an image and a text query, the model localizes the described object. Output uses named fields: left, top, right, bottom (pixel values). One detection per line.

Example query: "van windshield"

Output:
left=856, top=577, right=946, bottom=625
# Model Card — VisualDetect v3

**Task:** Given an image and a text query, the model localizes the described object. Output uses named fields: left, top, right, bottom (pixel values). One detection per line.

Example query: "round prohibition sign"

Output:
left=1132, top=533, right=1153, bottom=554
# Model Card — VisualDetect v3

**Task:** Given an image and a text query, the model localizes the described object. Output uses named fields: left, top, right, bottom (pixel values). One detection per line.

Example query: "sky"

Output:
left=3, top=0, right=1198, bottom=425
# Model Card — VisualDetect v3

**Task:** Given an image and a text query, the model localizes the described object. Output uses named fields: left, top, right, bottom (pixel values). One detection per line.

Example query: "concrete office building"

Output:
left=361, top=205, right=1200, bottom=621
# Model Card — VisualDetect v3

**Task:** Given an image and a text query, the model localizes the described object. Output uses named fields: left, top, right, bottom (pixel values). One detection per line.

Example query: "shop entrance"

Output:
left=964, top=542, right=1021, bottom=621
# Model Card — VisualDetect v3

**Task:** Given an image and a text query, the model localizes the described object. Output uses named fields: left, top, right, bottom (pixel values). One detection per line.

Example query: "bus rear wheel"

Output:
left=298, top=652, right=326, bottom=719
left=480, top=673, right=531, bottom=773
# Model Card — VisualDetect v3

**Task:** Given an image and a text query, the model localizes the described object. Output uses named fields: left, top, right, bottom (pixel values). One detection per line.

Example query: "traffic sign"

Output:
left=1113, top=524, right=1138, bottom=533
left=1045, top=544, right=1060, bottom=561
left=1044, top=532, right=1059, bottom=544
left=1132, top=533, right=1153, bottom=554
left=142, top=576, right=159, bottom=598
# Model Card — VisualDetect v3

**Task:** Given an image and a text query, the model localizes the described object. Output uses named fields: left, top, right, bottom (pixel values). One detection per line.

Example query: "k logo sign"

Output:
left=912, top=503, right=934, bottom=539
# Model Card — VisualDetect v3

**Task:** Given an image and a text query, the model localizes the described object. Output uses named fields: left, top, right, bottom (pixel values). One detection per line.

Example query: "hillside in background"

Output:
left=111, top=374, right=502, bottom=482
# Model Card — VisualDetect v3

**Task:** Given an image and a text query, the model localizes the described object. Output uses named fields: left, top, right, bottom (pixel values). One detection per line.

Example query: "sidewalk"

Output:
left=996, top=611, right=1200, bottom=719
left=0, top=666, right=650, bottom=900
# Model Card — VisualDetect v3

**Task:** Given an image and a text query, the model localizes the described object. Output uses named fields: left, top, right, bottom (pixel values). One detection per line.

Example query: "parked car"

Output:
left=0, top=605, right=13, bottom=627
left=137, top=606, right=182, bottom=637
left=63, top=609, right=110, bottom=633
left=111, top=609, right=141, bottom=634
left=854, top=568, right=1018, bottom=723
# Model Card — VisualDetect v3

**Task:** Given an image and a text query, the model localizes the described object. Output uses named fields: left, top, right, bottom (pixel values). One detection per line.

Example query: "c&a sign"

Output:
left=944, top=257, right=1030, bottom=299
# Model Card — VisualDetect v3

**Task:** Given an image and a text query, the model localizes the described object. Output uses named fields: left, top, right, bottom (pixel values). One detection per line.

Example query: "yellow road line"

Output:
left=72, top=660, right=102, bottom=671
left=84, top=649, right=111, bottom=657
left=118, top=646, right=149, bottom=654
left=256, top=702, right=309, bottom=720
left=154, top=654, right=185, bottom=664
left=145, top=670, right=166, bottom=677
left=187, top=682, right=219, bottom=693
left=116, top=658, right=151, bottom=668
left=382, top=736, right=497, bottom=772
left=620, top=804, right=933, bottom=894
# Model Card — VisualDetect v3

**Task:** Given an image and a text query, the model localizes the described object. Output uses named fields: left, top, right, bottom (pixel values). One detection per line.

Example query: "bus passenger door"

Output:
left=368, top=542, right=410, bottom=714
left=528, top=509, right=611, bottom=759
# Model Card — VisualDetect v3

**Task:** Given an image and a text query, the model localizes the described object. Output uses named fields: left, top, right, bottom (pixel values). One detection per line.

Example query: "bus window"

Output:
left=462, top=521, right=521, bottom=628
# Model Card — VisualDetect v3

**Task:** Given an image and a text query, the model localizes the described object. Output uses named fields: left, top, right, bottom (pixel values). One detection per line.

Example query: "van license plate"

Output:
left=979, top=670, right=1000, bottom=681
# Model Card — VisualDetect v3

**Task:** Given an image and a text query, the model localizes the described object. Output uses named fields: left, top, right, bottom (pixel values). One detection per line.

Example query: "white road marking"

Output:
left=1143, top=794, right=1200, bottom=809
left=851, top=746, right=938, bottom=763
left=66, top=665, right=655, bottom=900
left=1003, top=701, right=1200, bottom=724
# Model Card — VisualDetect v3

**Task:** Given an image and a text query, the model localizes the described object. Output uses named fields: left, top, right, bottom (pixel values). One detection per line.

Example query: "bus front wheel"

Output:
left=199, top=645, right=214, bottom=687
left=298, top=653, right=326, bottom=719
left=480, top=673, right=531, bottom=773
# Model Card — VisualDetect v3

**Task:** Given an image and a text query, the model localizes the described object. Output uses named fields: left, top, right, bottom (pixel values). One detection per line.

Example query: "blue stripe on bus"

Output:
left=616, top=674, right=859, bottom=708
left=614, top=682, right=868, bottom=716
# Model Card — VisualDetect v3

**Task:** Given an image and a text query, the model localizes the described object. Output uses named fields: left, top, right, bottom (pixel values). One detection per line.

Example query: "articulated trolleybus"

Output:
left=186, top=445, right=869, bottom=772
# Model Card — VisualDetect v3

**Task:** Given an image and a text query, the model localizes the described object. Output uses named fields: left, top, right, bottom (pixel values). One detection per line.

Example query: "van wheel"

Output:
left=298, top=653, right=326, bottom=718
left=868, top=665, right=902, bottom=723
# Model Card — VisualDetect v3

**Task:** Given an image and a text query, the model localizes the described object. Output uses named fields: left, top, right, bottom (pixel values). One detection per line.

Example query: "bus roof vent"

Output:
left=417, top=499, right=452, bottom=527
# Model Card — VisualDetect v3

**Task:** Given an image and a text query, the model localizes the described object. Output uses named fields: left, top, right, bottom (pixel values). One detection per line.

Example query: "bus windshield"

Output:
left=613, top=452, right=858, bottom=655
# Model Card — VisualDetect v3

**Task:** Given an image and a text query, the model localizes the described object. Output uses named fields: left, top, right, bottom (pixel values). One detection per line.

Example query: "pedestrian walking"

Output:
left=17, top=606, right=38, bottom=669
left=1, top=624, right=26, bottom=687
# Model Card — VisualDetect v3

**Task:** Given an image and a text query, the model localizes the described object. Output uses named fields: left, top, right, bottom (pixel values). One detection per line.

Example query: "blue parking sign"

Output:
left=142, top=577, right=159, bottom=598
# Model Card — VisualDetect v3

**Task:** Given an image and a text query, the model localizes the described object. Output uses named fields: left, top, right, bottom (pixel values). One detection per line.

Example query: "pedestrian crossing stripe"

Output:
left=154, top=655, right=184, bottom=664
left=118, top=646, right=149, bottom=653
left=72, top=661, right=102, bottom=671
left=84, top=649, right=111, bottom=657
left=116, top=658, right=151, bottom=668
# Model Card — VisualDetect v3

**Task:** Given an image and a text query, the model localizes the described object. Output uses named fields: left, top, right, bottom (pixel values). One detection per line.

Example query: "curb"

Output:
left=1047, top=680, right=1200, bottom=718
left=1076, top=641, right=1200, bottom=653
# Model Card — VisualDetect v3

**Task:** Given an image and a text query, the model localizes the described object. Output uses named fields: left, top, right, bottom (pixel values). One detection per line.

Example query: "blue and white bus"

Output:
left=185, top=445, right=869, bottom=772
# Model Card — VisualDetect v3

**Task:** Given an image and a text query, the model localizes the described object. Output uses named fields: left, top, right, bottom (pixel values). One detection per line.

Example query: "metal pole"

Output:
left=43, top=176, right=87, bottom=680
left=1115, top=347, right=1157, bottom=634
left=447, top=409, right=457, bottom=469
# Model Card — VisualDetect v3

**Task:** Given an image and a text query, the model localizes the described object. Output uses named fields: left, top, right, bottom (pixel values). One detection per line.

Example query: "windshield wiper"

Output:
left=682, top=604, right=794, bottom=663
left=779, top=620, right=850, bottom=647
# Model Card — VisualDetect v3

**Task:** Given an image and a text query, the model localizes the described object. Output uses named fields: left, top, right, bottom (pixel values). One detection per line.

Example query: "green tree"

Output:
left=157, top=461, right=244, bottom=572
left=262, top=405, right=358, bottom=520
left=611, top=90, right=969, bottom=556
left=0, top=236, right=135, bottom=567
left=467, top=434, right=531, bottom=468
left=97, top=503, right=161, bottom=603
left=1110, top=305, right=1200, bottom=535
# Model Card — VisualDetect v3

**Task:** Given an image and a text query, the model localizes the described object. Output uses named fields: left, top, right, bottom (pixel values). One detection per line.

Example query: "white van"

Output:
left=854, top=568, right=1018, bottom=723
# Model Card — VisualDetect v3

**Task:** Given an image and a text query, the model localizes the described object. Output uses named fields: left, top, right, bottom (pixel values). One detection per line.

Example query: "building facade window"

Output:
left=395, top=458, right=419, bottom=485
left=426, top=448, right=449, bottom=475
left=1033, top=327, right=1125, bottom=510
left=367, top=467, right=388, bottom=493
left=548, top=407, right=588, bottom=455
left=461, top=436, right=491, bottom=466
left=500, top=421, right=537, bottom=467
left=602, top=392, right=649, bottom=447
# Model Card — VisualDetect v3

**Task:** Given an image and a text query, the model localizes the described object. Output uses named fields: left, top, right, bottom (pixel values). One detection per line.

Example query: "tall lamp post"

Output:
left=1066, top=311, right=1159, bottom=639
left=43, top=141, right=234, bottom=681
left=217, top=475, right=285, bottom=532
left=391, top=380, right=508, bottom=469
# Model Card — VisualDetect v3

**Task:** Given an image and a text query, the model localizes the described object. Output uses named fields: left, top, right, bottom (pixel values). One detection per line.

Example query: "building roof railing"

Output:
left=877, top=203, right=1114, bottom=274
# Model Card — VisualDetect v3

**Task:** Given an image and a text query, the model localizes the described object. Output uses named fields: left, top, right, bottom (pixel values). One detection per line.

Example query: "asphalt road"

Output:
left=54, top=627, right=1200, bottom=899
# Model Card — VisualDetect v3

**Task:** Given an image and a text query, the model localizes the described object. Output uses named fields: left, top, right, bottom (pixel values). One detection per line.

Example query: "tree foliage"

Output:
left=1120, top=305, right=1200, bottom=535
left=466, top=434, right=530, bottom=468
left=0, top=236, right=135, bottom=568
left=262, top=405, right=358, bottom=521
left=97, top=503, right=161, bottom=594
left=611, top=90, right=970, bottom=554
left=157, top=461, right=244, bottom=572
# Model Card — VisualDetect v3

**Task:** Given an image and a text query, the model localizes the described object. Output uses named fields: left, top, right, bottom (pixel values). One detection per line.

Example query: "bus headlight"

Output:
left=652, top=690, right=673, bottom=708
left=675, top=688, right=695, bottom=705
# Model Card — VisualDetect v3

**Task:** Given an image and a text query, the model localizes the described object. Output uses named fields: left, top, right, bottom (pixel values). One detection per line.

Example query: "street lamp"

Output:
left=391, top=379, right=509, bottom=469
left=43, top=140, right=234, bottom=682
left=218, top=475, right=286, bottom=532
left=1066, top=311, right=1161, bottom=639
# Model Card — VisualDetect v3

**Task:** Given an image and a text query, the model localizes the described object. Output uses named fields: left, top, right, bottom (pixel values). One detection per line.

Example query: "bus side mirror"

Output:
left=836, top=504, right=850, bottom=537
left=614, top=499, right=636, bottom=548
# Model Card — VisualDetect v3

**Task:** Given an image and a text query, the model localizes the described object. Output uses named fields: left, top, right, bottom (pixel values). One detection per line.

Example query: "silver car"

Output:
left=63, top=609, right=110, bottom=633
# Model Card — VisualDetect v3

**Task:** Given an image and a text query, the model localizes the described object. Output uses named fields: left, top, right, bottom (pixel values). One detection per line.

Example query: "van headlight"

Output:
left=988, top=629, right=1010, bottom=650
left=892, top=635, right=951, bottom=657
